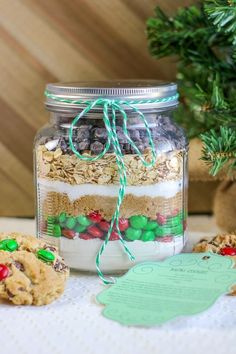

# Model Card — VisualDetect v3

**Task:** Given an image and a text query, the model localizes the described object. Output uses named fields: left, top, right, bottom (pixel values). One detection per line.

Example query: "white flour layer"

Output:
left=38, top=178, right=182, bottom=200
left=40, top=235, right=185, bottom=272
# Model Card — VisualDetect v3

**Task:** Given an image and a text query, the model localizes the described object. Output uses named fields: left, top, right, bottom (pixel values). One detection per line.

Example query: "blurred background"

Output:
left=0, top=0, right=194, bottom=216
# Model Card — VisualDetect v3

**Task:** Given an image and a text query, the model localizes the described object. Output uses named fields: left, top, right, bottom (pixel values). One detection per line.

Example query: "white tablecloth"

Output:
left=0, top=216, right=235, bottom=354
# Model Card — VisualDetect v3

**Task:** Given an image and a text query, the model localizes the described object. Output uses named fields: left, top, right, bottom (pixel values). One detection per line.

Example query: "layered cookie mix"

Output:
left=35, top=122, right=187, bottom=271
left=0, top=232, right=69, bottom=305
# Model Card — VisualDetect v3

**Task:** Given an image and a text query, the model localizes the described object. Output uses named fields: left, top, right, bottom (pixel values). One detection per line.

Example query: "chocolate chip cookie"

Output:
left=0, top=232, right=69, bottom=305
left=193, top=233, right=236, bottom=295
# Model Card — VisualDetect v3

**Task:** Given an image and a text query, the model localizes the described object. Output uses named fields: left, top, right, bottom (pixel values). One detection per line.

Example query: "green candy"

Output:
left=167, top=215, right=181, bottom=227
left=37, top=249, right=55, bottom=263
left=47, top=225, right=54, bottom=236
left=141, top=230, right=156, bottom=242
left=171, top=224, right=184, bottom=236
left=155, top=226, right=172, bottom=237
left=66, top=217, right=77, bottom=229
left=144, top=220, right=158, bottom=231
left=77, top=215, right=91, bottom=227
left=58, top=212, right=67, bottom=224
left=155, top=223, right=184, bottom=237
left=125, top=227, right=142, bottom=241
left=53, top=224, right=61, bottom=237
left=6, top=239, right=19, bottom=252
left=165, top=214, right=184, bottom=236
left=74, top=223, right=87, bottom=233
left=0, top=239, right=18, bottom=252
left=0, top=239, right=10, bottom=250
left=129, top=215, right=148, bottom=229
left=47, top=215, right=56, bottom=224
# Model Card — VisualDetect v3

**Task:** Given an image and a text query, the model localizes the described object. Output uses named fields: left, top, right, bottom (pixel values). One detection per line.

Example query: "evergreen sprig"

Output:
left=147, top=0, right=236, bottom=175
left=205, top=0, right=236, bottom=44
left=201, top=126, right=236, bottom=175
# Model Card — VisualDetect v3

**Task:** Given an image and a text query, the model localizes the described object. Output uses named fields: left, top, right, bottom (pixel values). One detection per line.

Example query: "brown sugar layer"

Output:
left=37, top=145, right=184, bottom=186
left=43, top=191, right=183, bottom=220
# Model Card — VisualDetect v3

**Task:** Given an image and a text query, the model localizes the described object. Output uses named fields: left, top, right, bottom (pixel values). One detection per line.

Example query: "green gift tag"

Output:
left=97, top=252, right=236, bottom=326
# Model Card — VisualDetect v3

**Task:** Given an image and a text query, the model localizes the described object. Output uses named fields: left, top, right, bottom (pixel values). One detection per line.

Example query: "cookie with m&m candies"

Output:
left=0, top=232, right=69, bottom=305
left=193, top=232, right=236, bottom=295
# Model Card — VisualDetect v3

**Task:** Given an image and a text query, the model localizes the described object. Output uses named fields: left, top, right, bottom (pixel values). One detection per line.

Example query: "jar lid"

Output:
left=45, top=80, right=178, bottom=112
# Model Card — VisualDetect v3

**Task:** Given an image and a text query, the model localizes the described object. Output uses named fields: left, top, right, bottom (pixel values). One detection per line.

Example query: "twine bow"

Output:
left=45, top=91, right=178, bottom=284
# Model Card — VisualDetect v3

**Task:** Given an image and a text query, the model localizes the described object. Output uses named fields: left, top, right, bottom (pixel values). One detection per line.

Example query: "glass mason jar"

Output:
left=34, top=81, right=188, bottom=273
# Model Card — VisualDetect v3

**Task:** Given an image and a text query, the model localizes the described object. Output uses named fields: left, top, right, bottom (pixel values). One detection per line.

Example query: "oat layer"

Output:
left=37, top=146, right=184, bottom=186
left=43, top=191, right=183, bottom=220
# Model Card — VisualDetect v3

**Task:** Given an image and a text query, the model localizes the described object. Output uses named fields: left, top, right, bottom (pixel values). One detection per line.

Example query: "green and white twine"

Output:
left=45, top=90, right=178, bottom=284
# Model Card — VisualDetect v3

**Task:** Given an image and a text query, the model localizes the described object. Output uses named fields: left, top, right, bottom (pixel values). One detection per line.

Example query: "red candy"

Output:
left=80, top=233, right=94, bottom=240
left=88, top=211, right=102, bottom=223
left=40, top=221, right=46, bottom=230
left=171, top=208, right=179, bottom=217
left=220, top=247, right=236, bottom=256
left=156, top=236, right=173, bottom=243
left=0, top=264, right=10, bottom=281
left=99, top=220, right=110, bottom=232
left=156, top=213, right=167, bottom=225
left=109, top=231, right=120, bottom=241
left=118, top=218, right=129, bottom=231
left=62, top=229, right=76, bottom=239
left=88, top=226, right=104, bottom=238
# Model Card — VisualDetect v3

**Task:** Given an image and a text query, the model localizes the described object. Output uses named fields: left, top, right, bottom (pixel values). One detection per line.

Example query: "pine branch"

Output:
left=147, top=4, right=233, bottom=68
left=174, top=66, right=236, bottom=134
left=147, top=1, right=236, bottom=175
left=201, top=126, right=236, bottom=175
left=205, top=0, right=236, bottom=44
left=147, top=6, right=207, bottom=60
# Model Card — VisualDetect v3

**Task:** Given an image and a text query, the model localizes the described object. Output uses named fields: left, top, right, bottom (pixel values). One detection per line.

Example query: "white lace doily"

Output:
left=0, top=216, right=235, bottom=354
